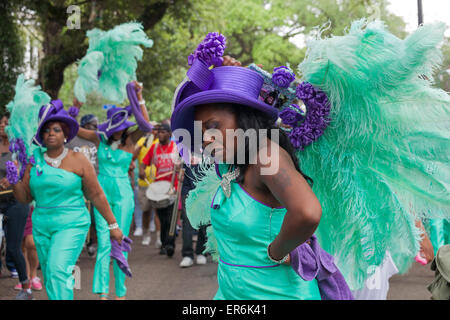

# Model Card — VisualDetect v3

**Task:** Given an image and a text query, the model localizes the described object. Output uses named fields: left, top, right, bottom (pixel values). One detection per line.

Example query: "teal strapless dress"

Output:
left=30, top=148, right=90, bottom=300
left=212, top=164, right=321, bottom=300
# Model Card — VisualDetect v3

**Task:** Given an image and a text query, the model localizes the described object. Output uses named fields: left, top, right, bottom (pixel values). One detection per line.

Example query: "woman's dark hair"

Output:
left=107, top=128, right=129, bottom=146
left=215, top=103, right=313, bottom=186
left=1, top=112, right=10, bottom=120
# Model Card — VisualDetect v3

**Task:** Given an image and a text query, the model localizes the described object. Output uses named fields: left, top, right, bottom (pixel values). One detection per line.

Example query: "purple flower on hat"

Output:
left=68, top=106, right=80, bottom=118
left=188, top=32, right=227, bottom=67
left=272, top=66, right=296, bottom=88
left=285, top=82, right=331, bottom=150
left=315, top=91, right=329, bottom=105
left=296, top=82, right=315, bottom=101
left=280, top=105, right=304, bottom=126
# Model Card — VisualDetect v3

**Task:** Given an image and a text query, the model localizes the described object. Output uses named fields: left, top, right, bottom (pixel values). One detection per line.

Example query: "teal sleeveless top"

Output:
left=29, top=149, right=90, bottom=229
left=96, top=139, right=133, bottom=205
left=212, top=164, right=321, bottom=300
left=97, top=139, right=133, bottom=178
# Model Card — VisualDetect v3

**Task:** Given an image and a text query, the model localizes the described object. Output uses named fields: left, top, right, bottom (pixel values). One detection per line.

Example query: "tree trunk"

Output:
left=36, top=0, right=177, bottom=99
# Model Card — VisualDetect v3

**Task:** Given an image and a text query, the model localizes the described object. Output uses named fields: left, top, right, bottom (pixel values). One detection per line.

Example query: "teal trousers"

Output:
left=92, top=176, right=134, bottom=297
left=33, top=206, right=90, bottom=300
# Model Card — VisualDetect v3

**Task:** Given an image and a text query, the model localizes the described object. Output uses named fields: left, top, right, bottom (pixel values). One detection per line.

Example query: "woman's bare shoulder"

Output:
left=255, top=139, right=294, bottom=174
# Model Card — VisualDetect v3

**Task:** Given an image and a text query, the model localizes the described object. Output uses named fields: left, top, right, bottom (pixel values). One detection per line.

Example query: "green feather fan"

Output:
left=297, top=19, right=450, bottom=290
left=74, top=22, right=153, bottom=104
left=6, top=74, right=51, bottom=158
left=185, top=164, right=221, bottom=261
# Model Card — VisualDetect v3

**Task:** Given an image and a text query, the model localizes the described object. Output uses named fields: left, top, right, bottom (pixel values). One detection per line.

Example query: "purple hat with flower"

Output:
left=33, top=100, right=79, bottom=147
left=97, top=106, right=136, bottom=140
left=171, top=33, right=279, bottom=153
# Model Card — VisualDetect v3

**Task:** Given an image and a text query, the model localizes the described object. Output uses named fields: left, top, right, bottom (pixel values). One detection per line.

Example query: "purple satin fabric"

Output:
left=126, top=82, right=152, bottom=133
left=110, top=236, right=133, bottom=278
left=186, top=59, right=214, bottom=91
left=290, top=235, right=354, bottom=300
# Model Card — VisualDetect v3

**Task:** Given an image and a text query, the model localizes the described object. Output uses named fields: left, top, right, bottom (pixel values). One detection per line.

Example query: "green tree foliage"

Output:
left=434, top=38, right=450, bottom=92
left=13, top=0, right=449, bottom=123
left=12, top=0, right=191, bottom=99
left=0, top=2, right=25, bottom=116
left=138, top=0, right=409, bottom=121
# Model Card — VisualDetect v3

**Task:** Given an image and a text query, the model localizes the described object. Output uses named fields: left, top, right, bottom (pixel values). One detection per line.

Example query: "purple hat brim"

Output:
left=171, top=89, right=279, bottom=151
left=34, top=115, right=80, bottom=146
left=97, top=120, right=136, bottom=140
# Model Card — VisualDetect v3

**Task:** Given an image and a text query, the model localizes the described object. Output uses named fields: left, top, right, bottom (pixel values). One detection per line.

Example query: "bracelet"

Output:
left=267, top=244, right=289, bottom=264
left=138, top=99, right=146, bottom=105
left=108, top=223, right=119, bottom=230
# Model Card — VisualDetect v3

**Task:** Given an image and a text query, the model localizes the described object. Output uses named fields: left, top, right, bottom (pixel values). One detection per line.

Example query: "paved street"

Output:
left=0, top=231, right=436, bottom=300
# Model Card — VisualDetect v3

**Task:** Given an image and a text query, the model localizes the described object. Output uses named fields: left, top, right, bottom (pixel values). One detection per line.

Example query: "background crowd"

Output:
left=0, top=110, right=210, bottom=300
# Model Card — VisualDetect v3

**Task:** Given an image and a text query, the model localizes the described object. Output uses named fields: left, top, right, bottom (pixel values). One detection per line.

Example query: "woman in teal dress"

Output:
left=171, top=45, right=325, bottom=298
left=11, top=100, right=124, bottom=300
left=73, top=81, right=152, bottom=300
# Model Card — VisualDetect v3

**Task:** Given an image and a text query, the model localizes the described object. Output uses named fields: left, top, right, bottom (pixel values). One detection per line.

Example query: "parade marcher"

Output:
left=67, top=114, right=100, bottom=258
left=73, top=81, right=152, bottom=300
left=7, top=91, right=125, bottom=300
left=141, top=122, right=181, bottom=258
left=179, top=157, right=208, bottom=268
left=173, top=22, right=450, bottom=299
left=69, top=21, right=153, bottom=300
left=171, top=35, right=339, bottom=299
left=0, top=113, right=32, bottom=300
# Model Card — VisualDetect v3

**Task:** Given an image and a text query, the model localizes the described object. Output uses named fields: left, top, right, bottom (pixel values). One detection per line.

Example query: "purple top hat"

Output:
left=33, top=100, right=79, bottom=147
left=171, top=59, right=279, bottom=153
left=97, top=106, right=136, bottom=140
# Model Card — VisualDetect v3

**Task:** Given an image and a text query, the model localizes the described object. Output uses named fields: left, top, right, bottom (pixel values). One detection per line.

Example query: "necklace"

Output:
left=110, top=140, right=121, bottom=150
left=44, top=148, right=69, bottom=168
left=220, top=166, right=240, bottom=198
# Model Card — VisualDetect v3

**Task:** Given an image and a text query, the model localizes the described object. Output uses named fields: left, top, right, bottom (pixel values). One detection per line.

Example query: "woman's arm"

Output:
left=12, top=164, right=33, bottom=204
left=258, top=141, right=322, bottom=262
left=128, top=128, right=145, bottom=146
left=71, top=98, right=101, bottom=146
left=78, top=127, right=101, bottom=146
left=128, top=81, right=151, bottom=145
left=78, top=153, right=123, bottom=243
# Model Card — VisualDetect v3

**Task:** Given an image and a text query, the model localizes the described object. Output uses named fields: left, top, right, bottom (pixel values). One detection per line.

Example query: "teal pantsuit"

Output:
left=92, top=140, right=134, bottom=297
left=30, top=149, right=90, bottom=300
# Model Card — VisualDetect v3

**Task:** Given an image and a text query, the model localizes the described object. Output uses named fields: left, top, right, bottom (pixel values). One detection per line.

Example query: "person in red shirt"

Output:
left=141, top=122, right=181, bottom=257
